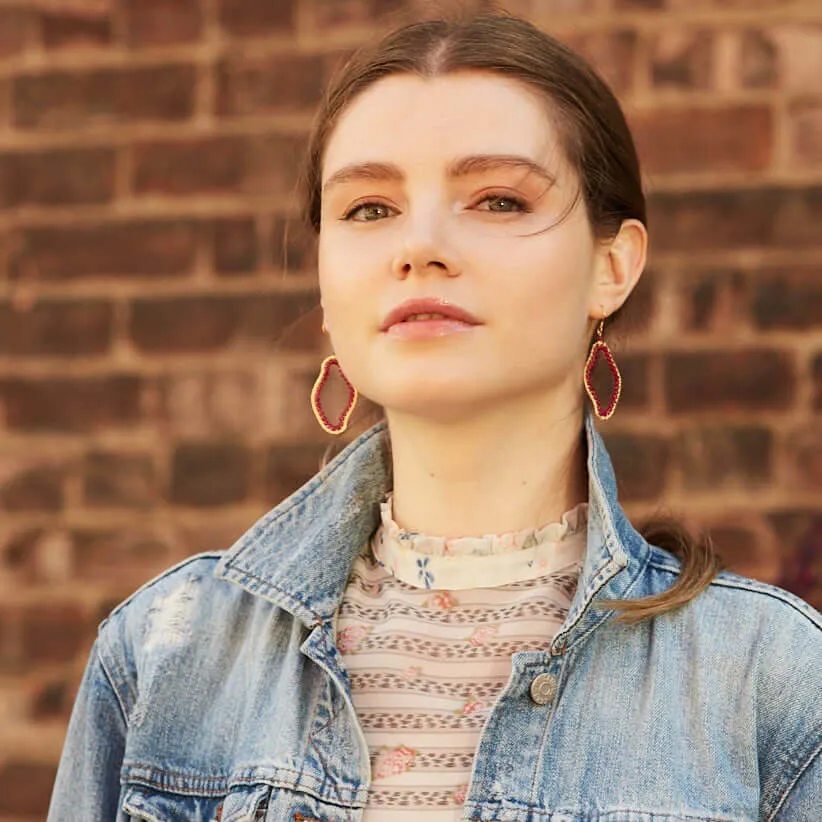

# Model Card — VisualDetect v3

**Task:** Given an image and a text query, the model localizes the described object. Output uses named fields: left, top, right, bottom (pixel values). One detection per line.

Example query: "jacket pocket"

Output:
left=121, top=783, right=270, bottom=822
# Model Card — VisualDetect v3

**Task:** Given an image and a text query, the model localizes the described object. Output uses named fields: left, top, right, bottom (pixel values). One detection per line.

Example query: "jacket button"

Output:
left=529, top=673, right=558, bottom=706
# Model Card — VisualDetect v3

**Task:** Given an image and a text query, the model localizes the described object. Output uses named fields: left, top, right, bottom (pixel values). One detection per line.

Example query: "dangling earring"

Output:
left=584, top=314, right=621, bottom=420
left=312, top=322, right=358, bottom=435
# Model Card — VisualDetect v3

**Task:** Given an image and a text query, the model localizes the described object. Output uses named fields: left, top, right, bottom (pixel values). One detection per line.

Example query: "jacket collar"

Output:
left=215, top=407, right=651, bottom=650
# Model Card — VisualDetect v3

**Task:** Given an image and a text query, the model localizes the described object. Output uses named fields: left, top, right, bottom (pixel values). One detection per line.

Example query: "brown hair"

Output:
left=294, top=4, right=723, bottom=624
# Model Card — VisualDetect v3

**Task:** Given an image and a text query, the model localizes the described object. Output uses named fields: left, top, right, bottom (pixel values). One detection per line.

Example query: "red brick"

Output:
left=41, top=12, right=112, bottom=49
left=213, top=217, right=258, bottom=275
left=124, top=0, right=202, bottom=46
left=761, top=22, right=822, bottom=94
left=0, top=762, right=56, bottom=816
left=132, top=134, right=305, bottom=197
left=271, top=215, right=318, bottom=274
left=738, top=29, right=778, bottom=89
left=0, top=462, right=64, bottom=511
left=679, top=268, right=748, bottom=333
left=0, top=299, right=113, bottom=356
left=649, top=29, right=713, bottom=90
left=600, top=432, right=670, bottom=501
left=133, top=136, right=246, bottom=195
left=265, top=443, right=328, bottom=504
left=614, top=0, right=662, bottom=7
left=675, top=425, right=772, bottom=492
left=10, top=221, right=199, bottom=281
left=218, top=0, right=295, bottom=36
left=171, top=441, right=252, bottom=506
left=21, top=602, right=92, bottom=664
left=158, top=371, right=259, bottom=437
left=648, top=187, right=822, bottom=252
left=217, top=54, right=326, bottom=116
left=562, top=30, right=637, bottom=95
left=29, top=676, right=74, bottom=720
left=611, top=265, right=656, bottom=336
left=0, top=8, right=36, bottom=58
left=813, top=354, right=822, bottom=412
left=302, top=0, right=404, bottom=30
left=703, top=523, right=774, bottom=581
left=73, top=528, right=172, bottom=582
left=130, top=292, right=318, bottom=354
left=790, top=100, right=822, bottom=166
left=751, top=265, right=822, bottom=330
left=82, top=451, right=156, bottom=508
left=241, top=133, right=306, bottom=195
left=0, top=528, right=47, bottom=583
left=631, top=106, right=772, bottom=174
left=129, top=295, right=250, bottom=354
left=0, top=375, right=142, bottom=433
left=0, top=147, right=115, bottom=208
left=606, top=353, right=651, bottom=412
left=783, top=426, right=822, bottom=492
left=251, top=292, right=322, bottom=352
left=13, top=64, right=195, bottom=129
left=664, top=350, right=796, bottom=413
left=770, top=510, right=822, bottom=610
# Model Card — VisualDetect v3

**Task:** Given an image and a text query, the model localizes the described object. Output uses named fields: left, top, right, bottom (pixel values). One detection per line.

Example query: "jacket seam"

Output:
left=648, top=559, right=822, bottom=631
left=120, top=764, right=367, bottom=805
left=104, top=552, right=224, bottom=622
left=220, top=561, right=322, bottom=624
left=95, top=639, right=130, bottom=727
left=767, top=739, right=822, bottom=820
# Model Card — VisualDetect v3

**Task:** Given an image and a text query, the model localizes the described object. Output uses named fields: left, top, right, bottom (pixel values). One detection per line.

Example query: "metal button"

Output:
left=529, top=673, right=558, bottom=706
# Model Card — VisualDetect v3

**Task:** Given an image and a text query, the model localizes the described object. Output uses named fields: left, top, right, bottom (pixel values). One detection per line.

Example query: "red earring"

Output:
left=584, top=317, right=621, bottom=420
left=311, top=354, right=358, bottom=435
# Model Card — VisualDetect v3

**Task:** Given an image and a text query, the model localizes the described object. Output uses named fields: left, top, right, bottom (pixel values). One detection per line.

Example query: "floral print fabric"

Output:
left=335, top=494, right=588, bottom=820
left=372, top=491, right=589, bottom=589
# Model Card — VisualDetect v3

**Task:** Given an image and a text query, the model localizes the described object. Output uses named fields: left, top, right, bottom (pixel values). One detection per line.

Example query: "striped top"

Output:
left=335, top=492, right=588, bottom=820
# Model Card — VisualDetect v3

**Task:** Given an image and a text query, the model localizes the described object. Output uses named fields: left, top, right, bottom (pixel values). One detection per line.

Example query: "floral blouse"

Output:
left=334, top=492, right=589, bottom=821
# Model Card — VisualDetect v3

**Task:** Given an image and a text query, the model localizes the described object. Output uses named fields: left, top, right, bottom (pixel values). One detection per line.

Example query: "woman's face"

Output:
left=318, top=71, right=608, bottom=423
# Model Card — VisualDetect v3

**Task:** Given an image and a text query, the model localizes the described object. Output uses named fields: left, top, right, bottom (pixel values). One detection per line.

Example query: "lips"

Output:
left=381, top=298, right=482, bottom=331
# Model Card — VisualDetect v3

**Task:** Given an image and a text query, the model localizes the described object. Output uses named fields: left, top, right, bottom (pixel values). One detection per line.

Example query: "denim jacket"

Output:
left=48, top=408, right=822, bottom=821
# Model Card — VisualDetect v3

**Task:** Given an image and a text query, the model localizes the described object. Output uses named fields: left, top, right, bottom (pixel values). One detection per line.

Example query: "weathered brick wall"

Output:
left=0, top=0, right=820, bottom=817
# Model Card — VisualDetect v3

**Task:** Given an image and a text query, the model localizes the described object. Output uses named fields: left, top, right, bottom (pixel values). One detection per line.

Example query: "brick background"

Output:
left=0, top=0, right=821, bottom=816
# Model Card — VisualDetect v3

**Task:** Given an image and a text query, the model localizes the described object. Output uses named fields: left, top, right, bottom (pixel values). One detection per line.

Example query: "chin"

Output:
left=379, top=387, right=491, bottom=424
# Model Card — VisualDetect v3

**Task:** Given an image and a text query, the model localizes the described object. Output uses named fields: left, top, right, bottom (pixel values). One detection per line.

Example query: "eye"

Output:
left=340, top=193, right=531, bottom=222
left=475, top=193, right=530, bottom=213
left=341, top=201, right=393, bottom=222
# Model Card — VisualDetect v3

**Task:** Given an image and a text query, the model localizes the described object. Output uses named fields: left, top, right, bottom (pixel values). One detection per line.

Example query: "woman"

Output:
left=48, top=9, right=821, bottom=822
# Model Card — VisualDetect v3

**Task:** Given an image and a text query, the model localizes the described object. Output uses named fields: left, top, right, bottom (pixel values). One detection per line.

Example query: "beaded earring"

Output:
left=584, top=315, right=621, bottom=420
left=311, top=321, right=359, bottom=435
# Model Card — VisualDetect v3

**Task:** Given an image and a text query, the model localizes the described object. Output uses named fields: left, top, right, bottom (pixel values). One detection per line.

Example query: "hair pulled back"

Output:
left=296, top=6, right=722, bottom=624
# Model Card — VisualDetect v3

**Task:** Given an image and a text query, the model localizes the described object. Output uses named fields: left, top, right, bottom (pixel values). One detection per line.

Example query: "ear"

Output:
left=589, top=219, right=647, bottom=319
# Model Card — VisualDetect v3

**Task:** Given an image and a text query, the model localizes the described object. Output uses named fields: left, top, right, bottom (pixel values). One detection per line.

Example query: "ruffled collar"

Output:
left=370, top=492, right=588, bottom=591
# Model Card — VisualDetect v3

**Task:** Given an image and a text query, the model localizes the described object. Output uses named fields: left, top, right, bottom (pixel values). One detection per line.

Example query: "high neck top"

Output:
left=370, top=492, right=589, bottom=590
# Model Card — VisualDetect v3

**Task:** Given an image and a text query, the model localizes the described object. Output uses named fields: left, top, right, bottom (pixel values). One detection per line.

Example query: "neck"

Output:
left=384, top=398, right=589, bottom=539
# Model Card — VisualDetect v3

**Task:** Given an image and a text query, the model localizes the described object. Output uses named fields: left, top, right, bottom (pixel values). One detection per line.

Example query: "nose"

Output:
left=391, top=208, right=460, bottom=279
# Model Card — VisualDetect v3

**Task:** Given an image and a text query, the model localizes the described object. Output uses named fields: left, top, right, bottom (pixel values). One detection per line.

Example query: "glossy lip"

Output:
left=380, top=298, right=482, bottom=332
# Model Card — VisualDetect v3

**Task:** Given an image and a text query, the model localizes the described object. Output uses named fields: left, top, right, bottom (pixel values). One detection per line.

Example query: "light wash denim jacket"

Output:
left=49, top=409, right=822, bottom=821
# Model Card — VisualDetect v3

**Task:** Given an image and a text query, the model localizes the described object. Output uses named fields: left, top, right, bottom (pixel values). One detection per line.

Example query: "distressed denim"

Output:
left=48, top=408, right=822, bottom=821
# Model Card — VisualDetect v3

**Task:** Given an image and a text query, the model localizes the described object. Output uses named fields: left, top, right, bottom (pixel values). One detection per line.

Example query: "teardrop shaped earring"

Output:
left=584, top=315, right=622, bottom=420
left=311, top=321, right=359, bottom=435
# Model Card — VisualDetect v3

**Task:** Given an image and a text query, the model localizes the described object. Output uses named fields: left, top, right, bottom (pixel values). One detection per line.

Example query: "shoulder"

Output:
left=646, top=542, right=822, bottom=633
left=103, top=552, right=228, bottom=632
left=643, top=543, right=821, bottom=808
left=93, top=553, right=288, bottom=704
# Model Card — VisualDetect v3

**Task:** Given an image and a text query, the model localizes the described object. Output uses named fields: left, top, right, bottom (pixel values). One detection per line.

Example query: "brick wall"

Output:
left=0, top=0, right=820, bottom=817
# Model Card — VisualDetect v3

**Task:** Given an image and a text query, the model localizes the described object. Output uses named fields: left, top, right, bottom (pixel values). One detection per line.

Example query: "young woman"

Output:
left=48, top=9, right=821, bottom=822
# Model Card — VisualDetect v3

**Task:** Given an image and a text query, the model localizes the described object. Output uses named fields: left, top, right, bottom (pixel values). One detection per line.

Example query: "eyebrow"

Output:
left=321, top=154, right=556, bottom=197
